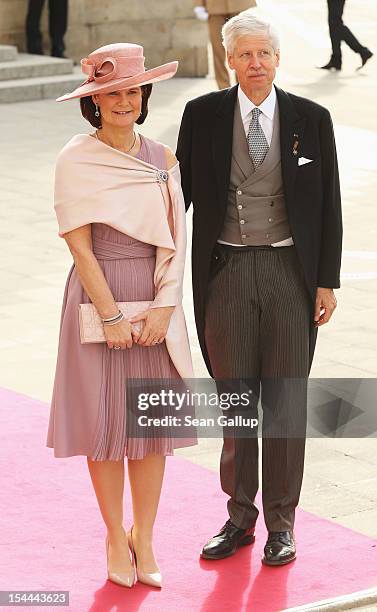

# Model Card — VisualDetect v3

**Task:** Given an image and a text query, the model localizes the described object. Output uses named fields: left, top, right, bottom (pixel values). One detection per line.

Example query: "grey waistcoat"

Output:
left=218, top=98, right=292, bottom=246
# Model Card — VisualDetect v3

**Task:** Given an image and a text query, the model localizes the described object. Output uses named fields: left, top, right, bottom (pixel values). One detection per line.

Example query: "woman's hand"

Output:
left=129, top=306, right=175, bottom=346
left=103, top=318, right=139, bottom=349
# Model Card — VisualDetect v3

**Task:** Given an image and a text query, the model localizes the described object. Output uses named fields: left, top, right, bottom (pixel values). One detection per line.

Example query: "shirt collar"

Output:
left=238, top=85, right=276, bottom=122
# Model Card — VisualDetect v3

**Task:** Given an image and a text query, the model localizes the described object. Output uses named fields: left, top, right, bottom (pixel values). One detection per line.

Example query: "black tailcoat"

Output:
left=176, top=85, right=342, bottom=376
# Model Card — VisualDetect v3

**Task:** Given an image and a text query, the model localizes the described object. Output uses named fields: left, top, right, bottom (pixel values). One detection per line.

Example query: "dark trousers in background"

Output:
left=327, top=0, right=366, bottom=60
left=26, top=0, right=68, bottom=56
left=204, top=244, right=313, bottom=532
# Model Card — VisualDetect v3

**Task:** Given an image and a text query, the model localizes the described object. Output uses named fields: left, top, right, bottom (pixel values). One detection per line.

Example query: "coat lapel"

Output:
left=211, top=85, right=238, bottom=213
left=275, top=86, right=306, bottom=208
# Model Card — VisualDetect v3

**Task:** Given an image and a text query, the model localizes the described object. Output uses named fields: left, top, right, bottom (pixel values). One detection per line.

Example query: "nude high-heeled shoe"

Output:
left=129, top=526, right=162, bottom=588
left=106, top=535, right=136, bottom=588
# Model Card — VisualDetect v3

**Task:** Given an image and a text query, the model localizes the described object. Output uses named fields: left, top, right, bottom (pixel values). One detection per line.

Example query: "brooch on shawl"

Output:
left=156, top=170, right=169, bottom=183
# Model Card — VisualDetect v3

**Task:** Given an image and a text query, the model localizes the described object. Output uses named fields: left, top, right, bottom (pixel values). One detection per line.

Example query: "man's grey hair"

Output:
left=222, top=10, right=280, bottom=53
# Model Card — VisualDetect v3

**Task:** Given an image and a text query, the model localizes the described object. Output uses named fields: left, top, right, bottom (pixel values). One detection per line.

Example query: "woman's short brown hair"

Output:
left=80, top=83, right=153, bottom=128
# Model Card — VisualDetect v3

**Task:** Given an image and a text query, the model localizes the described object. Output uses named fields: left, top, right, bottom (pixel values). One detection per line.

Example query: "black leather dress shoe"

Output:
left=201, top=519, right=255, bottom=560
left=318, top=59, right=341, bottom=71
left=51, top=50, right=67, bottom=59
left=262, top=531, right=296, bottom=566
left=27, top=47, right=44, bottom=56
left=357, top=49, right=373, bottom=70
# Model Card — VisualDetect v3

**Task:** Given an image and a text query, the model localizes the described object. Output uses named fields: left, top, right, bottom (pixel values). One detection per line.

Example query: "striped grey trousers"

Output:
left=204, top=243, right=313, bottom=532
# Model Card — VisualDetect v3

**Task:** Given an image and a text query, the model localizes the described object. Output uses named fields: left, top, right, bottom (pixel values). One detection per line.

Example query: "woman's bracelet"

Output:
left=102, top=310, right=124, bottom=326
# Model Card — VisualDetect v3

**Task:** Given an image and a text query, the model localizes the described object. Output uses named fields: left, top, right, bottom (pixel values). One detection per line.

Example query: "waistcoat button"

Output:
left=240, top=219, right=245, bottom=225
left=237, top=190, right=242, bottom=195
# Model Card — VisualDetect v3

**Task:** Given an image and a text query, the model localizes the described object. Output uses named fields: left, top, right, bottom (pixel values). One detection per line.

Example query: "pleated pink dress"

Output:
left=46, top=135, right=193, bottom=461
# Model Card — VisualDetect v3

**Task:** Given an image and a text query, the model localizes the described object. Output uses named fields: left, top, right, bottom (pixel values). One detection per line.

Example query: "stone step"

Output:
left=0, top=54, right=75, bottom=81
left=0, top=72, right=85, bottom=103
left=0, top=45, right=18, bottom=62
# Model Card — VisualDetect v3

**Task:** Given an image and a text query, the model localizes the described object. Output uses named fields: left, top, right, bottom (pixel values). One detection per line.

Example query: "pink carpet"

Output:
left=0, top=387, right=376, bottom=611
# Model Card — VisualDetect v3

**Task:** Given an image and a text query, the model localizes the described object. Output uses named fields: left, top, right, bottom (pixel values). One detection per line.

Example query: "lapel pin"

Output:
left=293, top=133, right=299, bottom=156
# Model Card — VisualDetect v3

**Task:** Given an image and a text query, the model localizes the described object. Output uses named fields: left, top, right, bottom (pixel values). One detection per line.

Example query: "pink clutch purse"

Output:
left=78, top=301, right=152, bottom=344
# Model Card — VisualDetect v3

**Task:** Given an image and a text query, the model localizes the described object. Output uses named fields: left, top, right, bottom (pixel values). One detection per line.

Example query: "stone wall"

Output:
left=0, top=0, right=208, bottom=76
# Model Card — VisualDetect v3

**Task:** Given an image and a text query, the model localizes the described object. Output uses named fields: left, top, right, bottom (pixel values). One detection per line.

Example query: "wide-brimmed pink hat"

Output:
left=56, top=43, right=178, bottom=102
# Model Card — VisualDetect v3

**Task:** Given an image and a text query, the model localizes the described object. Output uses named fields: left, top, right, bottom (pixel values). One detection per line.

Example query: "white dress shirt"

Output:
left=218, top=85, right=294, bottom=248
left=238, top=83, right=276, bottom=144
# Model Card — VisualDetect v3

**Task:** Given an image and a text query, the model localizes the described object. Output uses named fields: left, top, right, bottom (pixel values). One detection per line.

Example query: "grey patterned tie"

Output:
left=247, top=107, right=269, bottom=168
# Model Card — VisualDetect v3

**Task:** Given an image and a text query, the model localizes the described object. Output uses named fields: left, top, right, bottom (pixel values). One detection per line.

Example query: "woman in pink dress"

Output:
left=46, top=43, right=195, bottom=589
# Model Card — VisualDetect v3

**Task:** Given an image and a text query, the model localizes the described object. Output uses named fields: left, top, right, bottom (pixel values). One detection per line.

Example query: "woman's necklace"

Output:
left=95, top=129, right=137, bottom=154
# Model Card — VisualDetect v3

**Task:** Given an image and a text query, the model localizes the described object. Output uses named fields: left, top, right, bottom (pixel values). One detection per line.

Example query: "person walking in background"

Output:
left=193, top=0, right=257, bottom=89
left=319, top=0, right=373, bottom=71
left=26, top=0, right=68, bottom=57
left=177, top=11, right=342, bottom=566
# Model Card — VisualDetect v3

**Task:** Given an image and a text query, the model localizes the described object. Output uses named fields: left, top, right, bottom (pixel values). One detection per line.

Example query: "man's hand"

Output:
left=314, top=287, right=337, bottom=327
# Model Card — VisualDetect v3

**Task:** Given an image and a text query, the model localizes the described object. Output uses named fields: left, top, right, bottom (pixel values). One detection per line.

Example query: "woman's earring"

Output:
left=95, top=104, right=100, bottom=118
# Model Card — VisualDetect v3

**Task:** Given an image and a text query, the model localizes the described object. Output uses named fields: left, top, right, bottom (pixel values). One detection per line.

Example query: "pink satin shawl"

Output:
left=54, top=134, right=194, bottom=378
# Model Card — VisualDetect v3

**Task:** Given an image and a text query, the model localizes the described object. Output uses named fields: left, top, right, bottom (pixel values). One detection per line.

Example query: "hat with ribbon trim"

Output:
left=56, top=43, right=178, bottom=102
